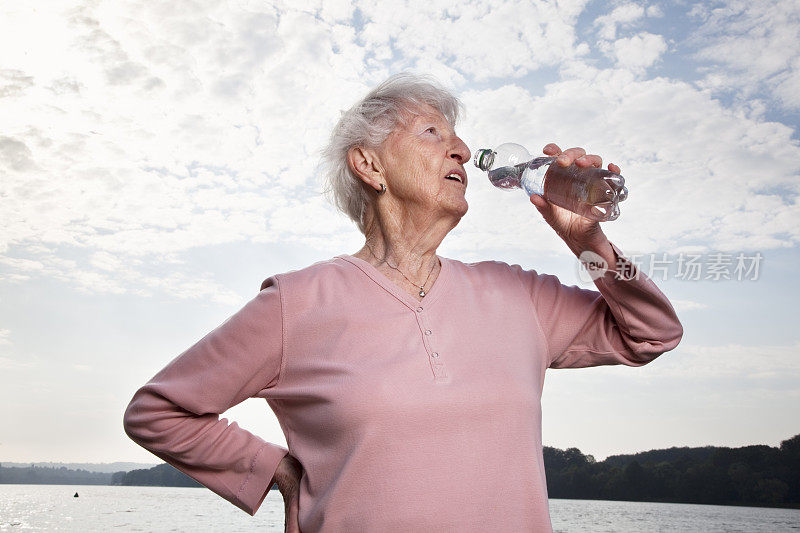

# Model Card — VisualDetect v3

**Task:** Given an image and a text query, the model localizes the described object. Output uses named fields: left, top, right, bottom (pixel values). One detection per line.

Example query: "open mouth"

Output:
left=444, top=171, right=466, bottom=185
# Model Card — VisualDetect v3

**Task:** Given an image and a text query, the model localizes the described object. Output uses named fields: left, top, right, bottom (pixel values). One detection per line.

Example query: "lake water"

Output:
left=1, top=484, right=798, bottom=531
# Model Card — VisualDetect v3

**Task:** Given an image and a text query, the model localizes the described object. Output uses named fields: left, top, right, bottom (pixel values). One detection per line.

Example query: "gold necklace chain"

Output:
left=365, top=243, right=437, bottom=297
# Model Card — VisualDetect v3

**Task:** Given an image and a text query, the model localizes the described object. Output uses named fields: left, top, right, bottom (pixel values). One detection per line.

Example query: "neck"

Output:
left=361, top=205, right=454, bottom=270
left=354, top=204, right=457, bottom=297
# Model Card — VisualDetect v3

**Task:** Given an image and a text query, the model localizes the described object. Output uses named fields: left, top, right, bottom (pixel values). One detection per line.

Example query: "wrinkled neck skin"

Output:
left=354, top=197, right=462, bottom=299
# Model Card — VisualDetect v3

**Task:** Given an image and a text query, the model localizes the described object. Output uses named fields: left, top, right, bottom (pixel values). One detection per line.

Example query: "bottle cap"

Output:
left=473, top=149, right=495, bottom=171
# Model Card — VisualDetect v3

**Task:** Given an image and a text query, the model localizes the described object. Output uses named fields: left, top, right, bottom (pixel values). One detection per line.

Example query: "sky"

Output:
left=1, top=0, right=799, bottom=464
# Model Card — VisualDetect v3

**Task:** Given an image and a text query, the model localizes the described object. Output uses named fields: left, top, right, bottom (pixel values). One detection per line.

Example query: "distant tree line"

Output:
left=0, top=464, right=112, bottom=485
left=543, top=434, right=800, bottom=508
left=112, top=463, right=201, bottom=487
left=0, top=463, right=197, bottom=487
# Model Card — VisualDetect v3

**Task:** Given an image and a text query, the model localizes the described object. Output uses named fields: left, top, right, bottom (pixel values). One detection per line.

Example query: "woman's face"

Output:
left=377, top=104, right=471, bottom=222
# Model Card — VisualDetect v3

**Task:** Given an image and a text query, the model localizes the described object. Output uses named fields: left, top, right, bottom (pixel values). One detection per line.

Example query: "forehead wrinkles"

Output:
left=397, top=102, right=453, bottom=130
left=380, top=105, right=455, bottom=155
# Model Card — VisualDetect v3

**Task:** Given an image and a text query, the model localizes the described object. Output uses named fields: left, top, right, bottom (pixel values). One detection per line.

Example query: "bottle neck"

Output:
left=473, top=149, right=495, bottom=171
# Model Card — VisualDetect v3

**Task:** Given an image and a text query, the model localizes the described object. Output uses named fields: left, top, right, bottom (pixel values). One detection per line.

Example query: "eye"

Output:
left=425, top=126, right=437, bottom=135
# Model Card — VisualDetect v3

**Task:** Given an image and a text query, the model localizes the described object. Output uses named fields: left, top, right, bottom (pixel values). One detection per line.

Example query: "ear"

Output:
left=347, top=146, right=384, bottom=193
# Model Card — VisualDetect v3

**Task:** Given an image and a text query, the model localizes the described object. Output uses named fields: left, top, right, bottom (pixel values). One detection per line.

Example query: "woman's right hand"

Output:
left=273, top=454, right=303, bottom=533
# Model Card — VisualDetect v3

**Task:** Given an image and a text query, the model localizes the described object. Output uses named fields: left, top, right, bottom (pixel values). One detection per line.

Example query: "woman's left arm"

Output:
left=529, top=249, right=683, bottom=369
left=528, top=144, right=683, bottom=368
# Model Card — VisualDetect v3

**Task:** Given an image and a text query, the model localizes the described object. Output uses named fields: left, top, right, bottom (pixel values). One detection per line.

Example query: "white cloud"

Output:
left=0, top=328, right=11, bottom=346
left=0, top=256, right=46, bottom=273
left=0, top=1, right=373, bottom=299
left=355, top=0, right=590, bottom=82
left=89, top=251, right=124, bottom=272
left=594, top=3, right=645, bottom=40
left=592, top=4, right=668, bottom=73
left=0, top=135, right=37, bottom=171
left=645, top=5, right=664, bottom=18
left=611, top=32, right=667, bottom=70
left=692, top=0, right=800, bottom=110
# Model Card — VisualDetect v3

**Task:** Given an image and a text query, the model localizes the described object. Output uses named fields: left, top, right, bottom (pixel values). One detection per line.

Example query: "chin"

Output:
left=446, top=199, right=469, bottom=221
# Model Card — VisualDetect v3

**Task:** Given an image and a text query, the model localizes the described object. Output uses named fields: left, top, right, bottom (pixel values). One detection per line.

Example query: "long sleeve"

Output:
left=122, top=277, right=289, bottom=515
left=524, top=246, right=683, bottom=369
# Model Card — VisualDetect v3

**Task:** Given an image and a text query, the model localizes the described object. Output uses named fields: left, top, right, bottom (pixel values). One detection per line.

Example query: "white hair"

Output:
left=320, top=73, right=463, bottom=234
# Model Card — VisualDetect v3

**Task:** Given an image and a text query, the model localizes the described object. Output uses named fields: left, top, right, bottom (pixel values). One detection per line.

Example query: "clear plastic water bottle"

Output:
left=473, top=143, right=628, bottom=222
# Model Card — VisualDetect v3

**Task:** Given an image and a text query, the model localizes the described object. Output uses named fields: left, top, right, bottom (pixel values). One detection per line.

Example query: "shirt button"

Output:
left=416, top=307, right=423, bottom=313
left=424, top=329, right=432, bottom=335
left=432, top=352, right=439, bottom=358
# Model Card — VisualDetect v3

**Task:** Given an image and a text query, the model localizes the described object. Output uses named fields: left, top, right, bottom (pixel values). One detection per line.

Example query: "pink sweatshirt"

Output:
left=124, top=250, right=682, bottom=532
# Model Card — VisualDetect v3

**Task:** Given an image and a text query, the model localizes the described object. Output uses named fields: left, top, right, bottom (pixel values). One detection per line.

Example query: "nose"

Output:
left=449, top=136, right=471, bottom=165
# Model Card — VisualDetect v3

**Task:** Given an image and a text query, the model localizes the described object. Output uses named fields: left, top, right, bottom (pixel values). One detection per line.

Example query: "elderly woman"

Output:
left=124, top=73, right=682, bottom=532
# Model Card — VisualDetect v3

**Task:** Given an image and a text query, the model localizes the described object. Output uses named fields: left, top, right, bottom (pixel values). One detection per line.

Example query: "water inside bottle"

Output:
left=487, top=163, right=527, bottom=189
left=488, top=157, right=553, bottom=192
left=542, top=164, right=625, bottom=221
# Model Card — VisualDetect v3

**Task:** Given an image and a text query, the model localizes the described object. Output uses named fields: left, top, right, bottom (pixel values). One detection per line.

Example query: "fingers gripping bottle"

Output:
left=473, top=143, right=628, bottom=222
